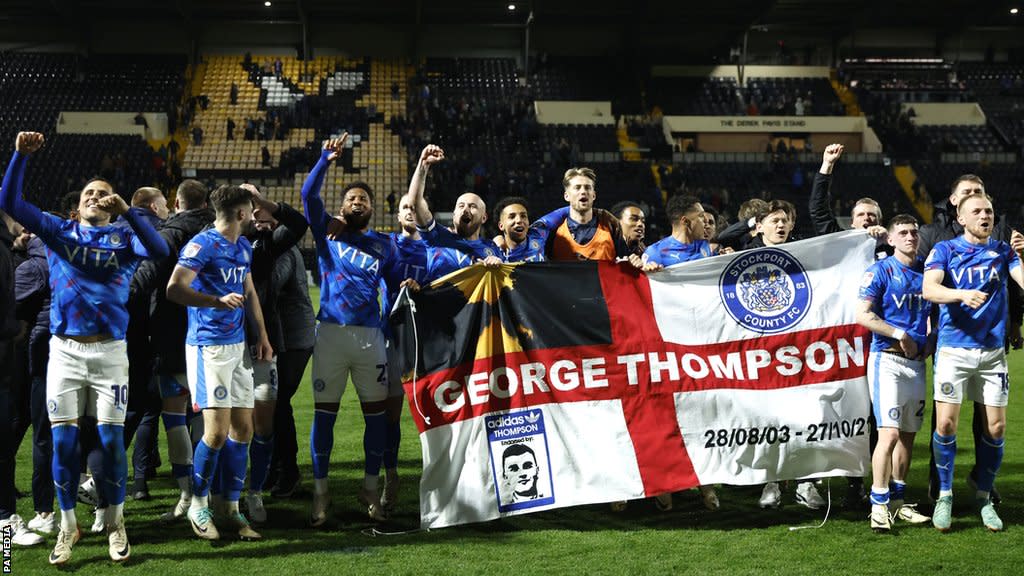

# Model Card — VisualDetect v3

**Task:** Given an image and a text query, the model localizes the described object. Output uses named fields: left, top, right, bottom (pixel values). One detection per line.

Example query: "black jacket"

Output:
left=918, top=199, right=1023, bottom=325
left=245, top=202, right=308, bottom=352
left=809, top=171, right=893, bottom=260
left=0, top=222, right=19, bottom=342
left=715, top=218, right=758, bottom=252
left=132, top=207, right=215, bottom=374
left=272, top=245, right=315, bottom=351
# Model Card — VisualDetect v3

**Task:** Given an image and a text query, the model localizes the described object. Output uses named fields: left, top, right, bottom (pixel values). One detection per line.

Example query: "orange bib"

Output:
left=550, top=219, right=617, bottom=261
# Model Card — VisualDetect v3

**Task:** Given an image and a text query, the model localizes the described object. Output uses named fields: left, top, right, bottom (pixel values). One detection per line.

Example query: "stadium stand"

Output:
left=649, top=76, right=844, bottom=117
left=0, top=52, right=185, bottom=207
left=181, top=55, right=408, bottom=237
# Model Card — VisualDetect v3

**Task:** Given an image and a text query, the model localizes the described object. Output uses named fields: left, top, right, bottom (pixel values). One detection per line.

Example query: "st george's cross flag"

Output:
left=390, top=230, right=877, bottom=529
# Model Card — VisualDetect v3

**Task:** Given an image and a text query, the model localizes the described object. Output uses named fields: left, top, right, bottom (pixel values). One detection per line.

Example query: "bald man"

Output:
left=407, top=145, right=502, bottom=281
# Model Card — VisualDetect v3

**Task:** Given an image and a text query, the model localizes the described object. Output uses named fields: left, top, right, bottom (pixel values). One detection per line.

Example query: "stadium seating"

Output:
left=917, top=124, right=1010, bottom=154
left=649, top=76, right=844, bottom=116
left=0, top=52, right=185, bottom=208
left=181, top=55, right=409, bottom=235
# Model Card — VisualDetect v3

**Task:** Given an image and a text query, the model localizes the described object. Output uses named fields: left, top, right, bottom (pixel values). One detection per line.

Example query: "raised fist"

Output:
left=419, top=145, right=445, bottom=167
left=15, top=132, right=44, bottom=154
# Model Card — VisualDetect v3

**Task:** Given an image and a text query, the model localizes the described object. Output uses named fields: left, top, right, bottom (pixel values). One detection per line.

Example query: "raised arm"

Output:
left=531, top=206, right=570, bottom=233
left=301, top=134, right=347, bottom=247
left=1, top=133, right=48, bottom=234
left=809, top=143, right=843, bottom=236
left=1011, top=231, right=1024, bottom=292
left=242, top=183, right=308, bottom=256
left=115, top=203, right=170, bottom=259
left=131, top=226, right=184, bottom=298
left=408, top=144, right=445, bottom=228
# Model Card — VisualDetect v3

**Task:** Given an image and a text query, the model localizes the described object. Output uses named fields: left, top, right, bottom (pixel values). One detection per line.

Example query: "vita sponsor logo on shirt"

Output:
left=950, top=265, right=1000, bottom=285
left=219, top=266, right=248, bottom=283
left=334, top=243, right=381, bottom=273
left=61, top=245, right=120, bottom=268
left=890, top=292, right=926, bottom=311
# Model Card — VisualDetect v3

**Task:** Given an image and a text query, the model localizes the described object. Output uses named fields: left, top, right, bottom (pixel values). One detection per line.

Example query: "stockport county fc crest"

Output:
left=719, top=248, right=812, bottom=334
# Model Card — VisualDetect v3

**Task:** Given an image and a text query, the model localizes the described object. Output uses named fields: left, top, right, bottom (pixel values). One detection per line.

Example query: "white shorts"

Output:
left=253, top=353, right=278, bottom=402
left=312, top=323, right=387, bottom=404
left=46, top=336, right=129, bottom=424
left=186, top=342, right=255, bottom=410
left=868, top=351, right=926, bottom=432
left=933, top=347, right=1009, bottom=407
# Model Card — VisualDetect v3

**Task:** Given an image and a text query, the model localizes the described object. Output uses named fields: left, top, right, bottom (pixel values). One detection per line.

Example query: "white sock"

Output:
left=191, top=495, right=209, bottom=511
left=59, top=509, right=78, bottom=532
left=363, top=475, right=380, bottom=492
left=104, top=504, right=124, bottom=527
left=314, top=478, right=329, bottom=496
left=226, top=500, right=239, bottom=513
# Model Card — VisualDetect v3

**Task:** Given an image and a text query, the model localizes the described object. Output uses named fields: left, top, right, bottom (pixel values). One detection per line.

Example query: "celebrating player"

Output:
left=922, top=193, right=1024, bottom=531
left=856, top=214, right=933, bottom=531
left=166, top=185, right=273, bottom=541
left=644, top=195, right=713, bottom=267
left=302, top=135, right=397, bottom=525
left=2, top=132, right=170, bottom=565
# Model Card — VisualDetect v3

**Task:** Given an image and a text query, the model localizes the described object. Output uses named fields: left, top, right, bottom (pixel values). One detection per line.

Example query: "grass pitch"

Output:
left=7, top=289, right=1024, bottom=575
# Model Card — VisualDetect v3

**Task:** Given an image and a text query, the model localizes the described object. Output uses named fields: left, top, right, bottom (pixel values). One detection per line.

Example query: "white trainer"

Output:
left=77, top=476, right=98, bottom=506
left=359, top=487, right=388, bottom=521
left=188, top=506, right=220, bottom=540
left=309, top=492, right=330, bottom=527
left=160, top=495, right=191, bottom=523
left=759, top=482, right=782, bottom=509
left=91, top=507, right=106, bottom=533
left=1, top=514, right=44, bottom=546
left=107, top=519, right=131, bottom=562
left=890, top=501, right=930, bottom=524
left=27, top=512, right=56, bottom=534
left=48, top=527, right=81, bottom=565
left=795, top=481, right=825, bottom=510
left=870, top=503, right=892, bottom=531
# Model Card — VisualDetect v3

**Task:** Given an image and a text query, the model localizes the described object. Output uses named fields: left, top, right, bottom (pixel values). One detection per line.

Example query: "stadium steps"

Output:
left=261, top=58, right=408, bottom=235
left=353, top=58, right=409, bottom=232
left=830, top=76, right=862, bottom=117
left=183, top=55, right=317, bottom=171
left=649, top=163, right=671, bottom=204
left=617, top=125, right=642, bottom=161
left=892, top=164, right=934, bottom=224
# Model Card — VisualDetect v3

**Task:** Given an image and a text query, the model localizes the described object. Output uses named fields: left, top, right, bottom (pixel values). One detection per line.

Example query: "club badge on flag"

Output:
left=391, top=230, right=877, bottom=529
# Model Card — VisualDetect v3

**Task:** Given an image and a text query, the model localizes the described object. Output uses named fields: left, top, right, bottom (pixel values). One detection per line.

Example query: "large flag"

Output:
left=391, top=230, right=877, bottom=529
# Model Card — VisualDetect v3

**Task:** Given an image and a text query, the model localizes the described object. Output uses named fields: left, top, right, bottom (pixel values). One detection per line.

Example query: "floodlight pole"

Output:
left=524, top=10, right=534, bottom=86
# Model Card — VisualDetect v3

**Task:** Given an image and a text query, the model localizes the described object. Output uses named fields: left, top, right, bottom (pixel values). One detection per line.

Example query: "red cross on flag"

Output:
left=391, top=230, right=877, bottom=529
